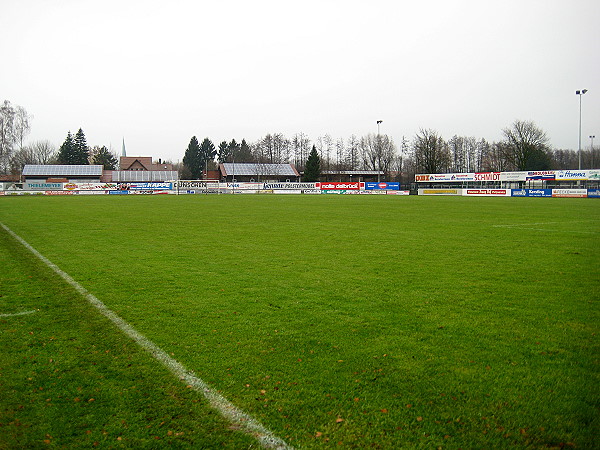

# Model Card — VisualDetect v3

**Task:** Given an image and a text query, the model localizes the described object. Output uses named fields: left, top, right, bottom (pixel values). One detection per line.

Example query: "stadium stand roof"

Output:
left=220, top=163, right=299, bottom=177
left=23, top=165, right=104, bottom=177
left=112, top=170, right=178, bottom=182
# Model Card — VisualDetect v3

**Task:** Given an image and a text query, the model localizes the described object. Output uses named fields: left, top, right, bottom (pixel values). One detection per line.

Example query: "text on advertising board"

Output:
left=318, top=182, right=361, bottom=190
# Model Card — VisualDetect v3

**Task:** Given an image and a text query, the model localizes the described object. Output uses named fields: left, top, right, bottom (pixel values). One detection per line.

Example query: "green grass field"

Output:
left=1, top=195, right=598, bottom=448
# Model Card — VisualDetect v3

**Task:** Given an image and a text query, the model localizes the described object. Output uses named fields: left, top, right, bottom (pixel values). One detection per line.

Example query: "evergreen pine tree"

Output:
left=237, top=139, right=253, bottom=162
left=56, top=131, right=76, bottom=164
left=73, top=128, right=90, bottom=164
left=198, top=138, right=216, bottom=178
left=91, top=146, right=118, bottom=170
left=183, top=136, right=201, bottom=179
left=217, top=141, right=229, bottom=164
left=304, top=145, right=321, bottom=182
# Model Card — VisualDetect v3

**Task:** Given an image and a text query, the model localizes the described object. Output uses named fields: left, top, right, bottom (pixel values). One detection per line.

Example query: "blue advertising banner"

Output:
left=128, top=182, right=173, bottom=190
left=587, top=189, right=600, bottom=198
left=365, top=182, right=400, bottom=190
left=511, top=189, right=552, bottom=197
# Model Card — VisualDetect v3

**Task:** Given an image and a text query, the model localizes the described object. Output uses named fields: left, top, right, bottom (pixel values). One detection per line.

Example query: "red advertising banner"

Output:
left=317, top=182, right=362, bottom=190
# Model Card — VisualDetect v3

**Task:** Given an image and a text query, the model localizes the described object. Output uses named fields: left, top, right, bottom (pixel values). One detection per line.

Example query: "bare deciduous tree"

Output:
left=501, top=120, right=551, bottom=170
left=360, top=133, right=397, bottom=176
left=412, top=129, right=449, bottom=174
left=9, top=140, right=56, bottom=174
left=1, top=101, right=33, bottom=174
left=346, top=135, right=360, bottom=170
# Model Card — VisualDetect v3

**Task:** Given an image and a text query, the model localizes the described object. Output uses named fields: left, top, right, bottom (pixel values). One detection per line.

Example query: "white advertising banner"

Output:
left=263, top=182, right=317, bottom=190
left=464, top=189, right=511, bottom=196
left=417, top=170, right=600, bottom=183
left=552, top=189, right=587, bottom=198
left=555, top=170, right=589, bottom=181
left=64, top=182, right=118, bottom=191
left=178, top=180, right=220, bottom=189
left=227, top=182, right=262, bottom=190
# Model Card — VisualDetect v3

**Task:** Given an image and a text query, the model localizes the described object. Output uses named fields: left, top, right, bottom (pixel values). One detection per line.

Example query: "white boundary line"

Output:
left=0, top=310, right=37, bottom=318
left=0, top=222, right=291, bottom=450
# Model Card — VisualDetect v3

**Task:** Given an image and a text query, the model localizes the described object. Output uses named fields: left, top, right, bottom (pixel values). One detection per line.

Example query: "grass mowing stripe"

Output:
left=0, top=310, right=37, bottom=317
left=0, top=221, right=292, bottom=450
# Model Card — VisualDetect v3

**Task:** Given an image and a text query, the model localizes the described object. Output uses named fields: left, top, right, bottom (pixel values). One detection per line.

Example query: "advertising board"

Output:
left=587, top=189, right=600, bottom=198
left=64, top=182, right=118, bottom=191
left=127, top=182, right=173, bottom=190
left=263, top=182, right=316, bottom=190
left=525, top=171, right=555, bottom=181
left=500, top=171, right=528, bottom=181
left=552, top=189, right=587, bottom=198
left=45, top=190, right=75, bottom=195
left=272, top=190, right=302, bottom=194
left=465, top=189, right=510, bottom=196
left=318, top=182, right=361, bottom=190
left=24, top=182, right=63, bottom=190
left=474, top=172, right=501, bottom=181
left=365, top=182, right=400, bottom=190
left=416, top=170, right=600, bottom=183
left=178, top=181, right=220, bottom=189
left=415, top=173, right=474, bottom=182
left=226, top=182, right=262, bottom=190
left=555, top=170, right=588, bottom=181
left=511, top=189, right=552, bottom=197
left=419, top=189, right=461, bottom=195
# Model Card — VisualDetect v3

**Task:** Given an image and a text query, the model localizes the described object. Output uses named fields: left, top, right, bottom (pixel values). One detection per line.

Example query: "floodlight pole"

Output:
left=591, top=135, right=596, bottom=168
left=377, top=120, right=383, bottom=182
left=576, top=89, right=588, bottom=170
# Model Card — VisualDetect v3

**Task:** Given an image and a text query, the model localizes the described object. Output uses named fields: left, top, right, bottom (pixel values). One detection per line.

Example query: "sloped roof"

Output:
left=220, top=163, right=299, bottom=177
left=120, top=156, right=153, bottom=170
left=23, top=165, right=103, bottom=177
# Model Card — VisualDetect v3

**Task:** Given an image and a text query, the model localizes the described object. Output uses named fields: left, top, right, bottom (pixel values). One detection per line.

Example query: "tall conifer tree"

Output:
left=198, top=138, right=216, bottom=178
left=72, top=128, right=89, bottom=164
left=56, top=131, right=76, bottom=164
left=304, top=145, right=321, bottom=181
left=183, top=136, right=202, bottom=179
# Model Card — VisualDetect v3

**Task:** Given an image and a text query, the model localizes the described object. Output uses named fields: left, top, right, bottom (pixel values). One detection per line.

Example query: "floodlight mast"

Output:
left=376, top=120, right=383, bottom=182
left=576, top=89, right=588, bottom=170
left=591, top=135, right=596, bottom=168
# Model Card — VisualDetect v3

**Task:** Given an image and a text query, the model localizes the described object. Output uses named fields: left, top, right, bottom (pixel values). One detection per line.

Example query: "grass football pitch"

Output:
left=1, top=194, right=598, bottom=448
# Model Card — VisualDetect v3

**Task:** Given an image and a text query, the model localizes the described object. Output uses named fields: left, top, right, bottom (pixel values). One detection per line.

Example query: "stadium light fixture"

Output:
left=576, top=89, right=588, bottom=170
left=591, top=135, right=596, bottom=168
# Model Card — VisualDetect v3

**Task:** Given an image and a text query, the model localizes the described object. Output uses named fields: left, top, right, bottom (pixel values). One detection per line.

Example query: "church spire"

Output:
left=122, top=138, right=127, bottom=157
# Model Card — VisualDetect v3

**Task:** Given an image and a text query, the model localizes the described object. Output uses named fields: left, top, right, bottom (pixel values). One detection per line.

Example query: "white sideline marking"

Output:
left=0, top=222, right=291, bottom=450
left=0, top=310, right=37, bottom=318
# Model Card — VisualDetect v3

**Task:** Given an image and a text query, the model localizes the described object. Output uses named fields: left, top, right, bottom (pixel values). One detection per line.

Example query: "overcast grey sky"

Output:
left=2, top=0, right=599, bottom=162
